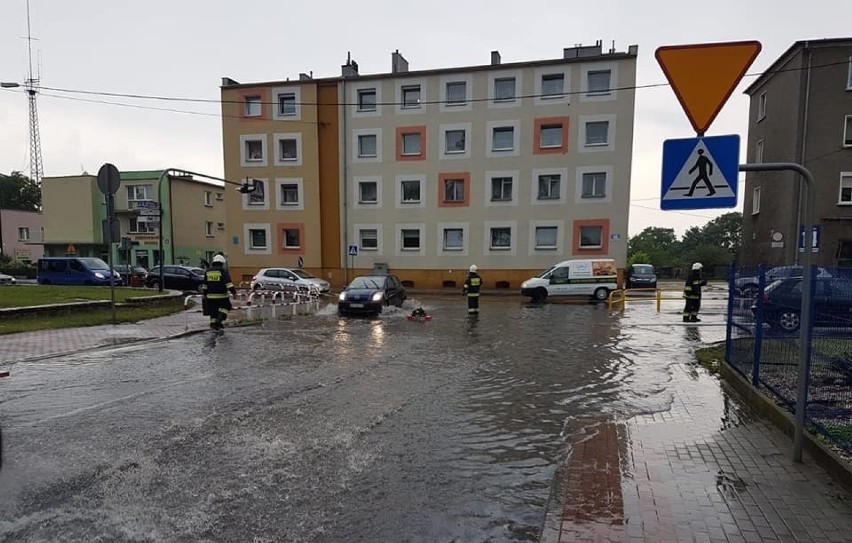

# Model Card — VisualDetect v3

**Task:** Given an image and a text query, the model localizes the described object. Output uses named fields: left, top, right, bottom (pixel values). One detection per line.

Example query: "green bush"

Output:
left=0, top=266, right=37, bottom=279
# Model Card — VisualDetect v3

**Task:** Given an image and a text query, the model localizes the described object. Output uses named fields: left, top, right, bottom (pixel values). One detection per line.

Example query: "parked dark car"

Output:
left=338, top=274, right=406, bottom=315
left=627, top=264, right=657, bottom=289
left=145, top=265, right=205, bottom=292
left=114, top=265, right=148, bottom=286
left=736, top=265, right=831, bottom=297
left=752, top=277, right=852, bottom=332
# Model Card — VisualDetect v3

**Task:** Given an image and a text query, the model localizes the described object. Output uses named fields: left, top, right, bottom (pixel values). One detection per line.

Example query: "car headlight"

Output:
left=338, top=292, right=346, bottom=301
left=94, top=272, right=105, bottom=279
left=371, top=292, right=383, bottom=302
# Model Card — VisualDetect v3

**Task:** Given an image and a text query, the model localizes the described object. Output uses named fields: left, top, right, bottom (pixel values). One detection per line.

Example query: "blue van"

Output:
left=37, top=257, right=122, bottom=286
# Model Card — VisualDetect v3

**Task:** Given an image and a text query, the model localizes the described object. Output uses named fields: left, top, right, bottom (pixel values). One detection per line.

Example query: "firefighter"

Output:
left=463, top=264, right=482, bottom=315
left=203, top=254, right=237, bottom=330
left=682, top=262, right=708, bottom=322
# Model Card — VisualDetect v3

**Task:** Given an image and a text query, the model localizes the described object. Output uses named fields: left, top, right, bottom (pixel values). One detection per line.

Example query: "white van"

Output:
left=520, top=259, right=619, bottom=302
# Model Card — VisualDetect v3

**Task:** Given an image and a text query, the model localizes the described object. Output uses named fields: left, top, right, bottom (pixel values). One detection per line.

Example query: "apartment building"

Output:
left=41, top=171, right=226, bottom=268
left=742, top=38, right=852, bottom=267
left=0, top=208, right=43, bottom=264
left=221, top=43, right=638, bottom=288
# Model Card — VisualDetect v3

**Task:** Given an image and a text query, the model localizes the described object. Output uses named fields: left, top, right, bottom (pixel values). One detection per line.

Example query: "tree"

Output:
left=0, top=171, right=41, bottom=211
left=680, top=212, right=743, bottom=270
left=627, top=227, right=681, bottom=269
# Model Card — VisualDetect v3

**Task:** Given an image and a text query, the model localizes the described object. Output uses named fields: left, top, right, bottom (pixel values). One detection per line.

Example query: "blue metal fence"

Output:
left=726, top=264, right=852, bottom=453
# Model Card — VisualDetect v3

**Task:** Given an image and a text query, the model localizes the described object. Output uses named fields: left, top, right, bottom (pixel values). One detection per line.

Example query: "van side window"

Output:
left=70, top=260, right=85, bottom=272
left=48, top=261, right=66, bottom=273
left=551, top=267, right=569, bottom=282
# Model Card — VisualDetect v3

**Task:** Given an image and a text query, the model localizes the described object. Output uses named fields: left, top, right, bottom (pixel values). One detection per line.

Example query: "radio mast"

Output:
left=24, top=0, right=43, bottom=186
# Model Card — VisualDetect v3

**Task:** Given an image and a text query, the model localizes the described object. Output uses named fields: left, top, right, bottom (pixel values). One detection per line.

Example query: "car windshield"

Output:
left=79, top=257, right=111, bottom=270
left=633, top=266, right=654, bottom=275
left=293, top=270, right=315, bottom=279
left=349, top=276, right=386, bottom=289
left=188, top=268, right=206, bottom=277
left=538, top=266, right=557, bottom=279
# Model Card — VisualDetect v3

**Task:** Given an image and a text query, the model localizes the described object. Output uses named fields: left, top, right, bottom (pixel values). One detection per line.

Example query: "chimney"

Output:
left=221, top=77, right=240, bottom=87
left=491, top=50, right=501, bottom=65
left=341, top=51, right=359, bottom=78
left=391, top=50, right=409, bottom=74
left=299, top=72, right=312, bottom=81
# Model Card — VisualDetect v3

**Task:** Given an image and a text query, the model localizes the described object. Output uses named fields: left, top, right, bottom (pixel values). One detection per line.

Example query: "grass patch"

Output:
left=0, top=285, right=164, bottom=309
left=0, top=299, right=186, bottom=335
left=695, top=345, right=725, bottom=373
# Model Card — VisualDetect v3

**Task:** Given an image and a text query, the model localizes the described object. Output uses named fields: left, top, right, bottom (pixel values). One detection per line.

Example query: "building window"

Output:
left=244, top=95, right=262, bottom=117
left=278, top=92, right=296, bottom=116
left=358, top=134, right=377, bottom=157
left=249, top=228, right=268, bottom=250
left=129, top=218, right=155, bottom=233
left=279, top=138, right=298, bottom=162
left=492, top=127, right=515, bottom=151
left=245, top=139, right=264, bottom=161
left=491, top=177, right=513, bottom=202
left=17, top=227, right=30, bottom=241
left=358, top=89, right=376, bottom=112
left=585, top=121, right=609, bottom=146
left=494, top=77, right=516, bottom=102
left=844, top=115, right=852, bottom=147
left=401, top=229, right=420, bottom=251
left=445, top=129, right=466, bottom=154
left=839, top=240, right=852, bottom=268
left=360, top=229, right=378, bottom=250
left=443, top=178, right=465, bottom=203
left=402, top=85, right=421, bottom=109
left=401, top=179, right=421, bottom=203
left=538, top=174, right=561, bottom=200
left=758, top=92, right=767, bottom=121
left=203, top=191, right=213, bottom=206
left=541, top=74, right=564, bottom=98
left=752, top=186, right=761, bottom=214
left=205, top=221, right=215, bottom=237
left=282, top=228, right=300, bottom=249
left=535, top=226, right=557, bottom=249
left=248, top=179, right=266, bottom=206
left=127, top=184, right=152, bottom=203
left=539, top=124, right=563, bottom=148
left=579, top=225, right=603, bottom=249
left=840, top=174, right=852, bottom=204
left=847, top=57, right=852, bottom=89
left=581, top=172, right=606, bottom=199
left=443, top=228, right=464, bottom=251
left=280, top=183, right=299, bottom=206
left=358, top=181, right=378, bottom=204
left=446, top=81, right=466, bottom=105
left=401, top=132, right=422, bottom=155
left=755, top=139, right=764, bottom=163
left=587, top=70, right=611, bottom=95
left=490, top=227, right=511, bottom=250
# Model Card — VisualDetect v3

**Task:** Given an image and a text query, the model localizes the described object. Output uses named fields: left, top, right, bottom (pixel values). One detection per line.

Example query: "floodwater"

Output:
left=0, top=296, right=727, bottom=542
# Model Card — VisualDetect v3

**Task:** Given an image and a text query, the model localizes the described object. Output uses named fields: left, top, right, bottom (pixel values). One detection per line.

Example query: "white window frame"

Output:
left=126, top=184, right=153, bottom=203
left=758, top=92, right=767, bottom=121
left=486, top=119, right=521, bottom=157
left=839, top=173, right=852, bottom=205
left=575, top=166, right=613, bottom=204
left=539, top=123, right=564, bottom=149
left=274, top=133, right=302, bottom=166
left=532, top=167, right=568, bottom=205
left=356, top=224, right=383, bottom=254
left=578, top=225, right=604, bottom=249
left=244, top=95, right=262, bottom=117
left=401, top=132, right=422, bottom=156
left=484, top=170, right=519, bottom=207
left=578, top=115, right=616, bottom=153
left=353, top=176, right=382, bottom=209
left=282, top=227, right=301, bottom=250
left=439, top=122, right=472, bottom=159
left=580, top=63, right=617, bottom=102
left=529, top=221, right=564, bottom=255
left=272, top=85, right=301, bottom=120
left=352, top=84, right=381, bottom=117
left=535, top=66, right=570, bottom=105
left=395, top=175, right=426, bottom=209
left=396, top=223, right=425, bottom=256
left=442, top=177, right=466, bottom=204
left=275, top=178, right=304, bottom=211
left=847, top=56, right=852, bottom=90
left=240, top=134, right=267, bottom=167
left=755, top=139, right=764, bottom=163
left=396, top=79, right=426, bottom=115
left=844, top=115, right=852, bottom=147
left=205, top=221, right=215, bottom=237
left=242, top=178, right=270, bottom=210
left=488, top=69, right=522, bottom=109
left=483, top=221, right=517, bottom=256
left=440, top=75, right=472, bottom=112
left=244, top=223, right=271, bottom=255
left=437, top=222, right=469, bottom=256
left=17, top=226, right=30, bottom=241
left=203, top=191, right=213, bottom=207
left=352, top=129, right=382, bottom=163
left=129, top=217, right=156, bottom=233
left=752, top=186, right=761, bottom=215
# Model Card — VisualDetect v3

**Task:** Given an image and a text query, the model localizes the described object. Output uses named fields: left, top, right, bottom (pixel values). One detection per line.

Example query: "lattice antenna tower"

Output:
left=24, top=0, right=43, bottom=186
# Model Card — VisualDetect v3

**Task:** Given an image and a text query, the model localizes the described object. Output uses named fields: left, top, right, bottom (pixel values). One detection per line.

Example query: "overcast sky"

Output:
left=1, top=0, right=850, bottom=237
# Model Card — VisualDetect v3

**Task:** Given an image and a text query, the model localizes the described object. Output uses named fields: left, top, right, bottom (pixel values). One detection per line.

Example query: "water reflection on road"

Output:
left=0, top=297, right=727, bottom=542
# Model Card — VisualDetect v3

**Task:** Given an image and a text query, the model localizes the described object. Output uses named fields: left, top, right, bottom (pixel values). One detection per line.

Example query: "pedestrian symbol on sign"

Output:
left=348, top=244, right=358, bottom=257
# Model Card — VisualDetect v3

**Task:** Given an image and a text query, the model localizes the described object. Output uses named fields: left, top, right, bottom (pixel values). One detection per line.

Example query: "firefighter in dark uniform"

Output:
left=463, top=264, right=482, bottom=315
left=682, top=262, right=707, bottom=322
left=203, top=254, right=237, bottom=330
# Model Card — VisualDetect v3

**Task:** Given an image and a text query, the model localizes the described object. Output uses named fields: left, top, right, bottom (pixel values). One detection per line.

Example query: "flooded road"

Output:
left=0, top=296, right=727, bottom=542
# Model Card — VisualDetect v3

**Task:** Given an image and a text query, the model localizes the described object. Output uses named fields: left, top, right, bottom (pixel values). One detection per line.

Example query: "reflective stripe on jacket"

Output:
left=464, top=273, right=482, bottom=297
left=682, top=272, right=707, bottom=300
left=203, top=264, right=234, bottom=299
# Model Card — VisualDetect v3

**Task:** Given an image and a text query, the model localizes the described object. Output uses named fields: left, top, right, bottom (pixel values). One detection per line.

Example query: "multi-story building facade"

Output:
left=742, top=38, right=852, bottom=267
left=221, top=43, right=638, bottom=288
left=41, top=171, right=226, bottom=269
left=0, top=208, right=43, bottom=264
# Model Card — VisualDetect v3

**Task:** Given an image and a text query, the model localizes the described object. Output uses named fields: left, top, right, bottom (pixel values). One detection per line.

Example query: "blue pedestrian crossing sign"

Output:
left=661, top=134, right=740, bottom=210
left=348, top=244, right=358, bottom=256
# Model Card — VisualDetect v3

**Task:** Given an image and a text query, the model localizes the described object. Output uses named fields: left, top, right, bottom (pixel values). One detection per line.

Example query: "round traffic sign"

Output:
left=97, top=163, right=121, bottom=195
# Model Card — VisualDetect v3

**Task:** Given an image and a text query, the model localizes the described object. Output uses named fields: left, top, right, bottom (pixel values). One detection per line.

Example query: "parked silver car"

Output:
left=250, top=268, right=331, bottom=294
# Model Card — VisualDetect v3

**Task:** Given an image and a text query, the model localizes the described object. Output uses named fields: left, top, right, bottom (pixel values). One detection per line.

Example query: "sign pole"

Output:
left=97, top=163, right=121, bottom=325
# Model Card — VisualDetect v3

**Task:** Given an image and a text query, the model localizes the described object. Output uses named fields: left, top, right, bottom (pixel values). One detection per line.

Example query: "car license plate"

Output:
left=350, top=303, right=364, bottom=308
